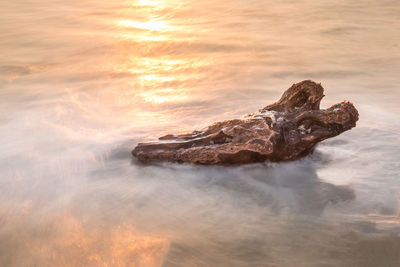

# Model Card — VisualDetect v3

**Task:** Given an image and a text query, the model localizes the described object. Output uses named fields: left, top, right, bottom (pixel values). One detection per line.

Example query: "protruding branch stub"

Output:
left=132, top=80, right=359, bottom=164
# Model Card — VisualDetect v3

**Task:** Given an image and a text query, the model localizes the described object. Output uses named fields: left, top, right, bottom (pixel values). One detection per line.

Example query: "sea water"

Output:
left=1, top=0, right=399, bottom=266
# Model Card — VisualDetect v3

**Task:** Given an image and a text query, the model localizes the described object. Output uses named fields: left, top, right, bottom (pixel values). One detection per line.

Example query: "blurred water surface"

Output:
left=1, top=0, right=400, bottom=266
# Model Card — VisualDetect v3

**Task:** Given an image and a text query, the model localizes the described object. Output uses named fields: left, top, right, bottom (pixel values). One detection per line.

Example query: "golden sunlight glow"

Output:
left=113, top=55, right=208, bottom=104
left=139, top=88, right=188, bottom=103
left=138, top=0, right=163, bottom=6
left=119, top=19, right=169, bottom=31
left=127, top=58, right=184, bottom=74
left=110, top=0, right=211, bottom=107
left=141, top=74, right=174, bottom=82
left=113, top=55, right=209, bottom=104
left=135, top=0, right=183, bottom=10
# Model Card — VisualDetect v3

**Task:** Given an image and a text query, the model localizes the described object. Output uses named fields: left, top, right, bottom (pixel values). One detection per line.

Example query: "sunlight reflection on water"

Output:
left=0, top=0, right=400, bottom=266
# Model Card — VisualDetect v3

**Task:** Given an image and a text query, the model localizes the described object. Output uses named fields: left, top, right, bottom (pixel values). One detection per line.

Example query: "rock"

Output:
left=132, top=80, right=359, bottom=164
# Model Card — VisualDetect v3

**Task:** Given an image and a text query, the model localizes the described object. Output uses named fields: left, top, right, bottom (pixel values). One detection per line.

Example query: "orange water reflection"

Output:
left=2, top=208, right=169, bottom=267
left=113, top=0, right=210, bottom=107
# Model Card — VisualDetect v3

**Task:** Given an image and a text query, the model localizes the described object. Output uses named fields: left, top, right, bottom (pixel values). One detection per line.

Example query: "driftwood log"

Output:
left=132, top=80, right=359, bottom=164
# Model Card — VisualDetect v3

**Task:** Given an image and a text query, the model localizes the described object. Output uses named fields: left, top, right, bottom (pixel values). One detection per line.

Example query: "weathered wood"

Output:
left=132, top=80, right=359, bottom=164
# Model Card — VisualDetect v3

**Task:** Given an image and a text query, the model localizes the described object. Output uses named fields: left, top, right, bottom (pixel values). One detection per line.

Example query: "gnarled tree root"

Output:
left=132, top=80, right=359, bottom=164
